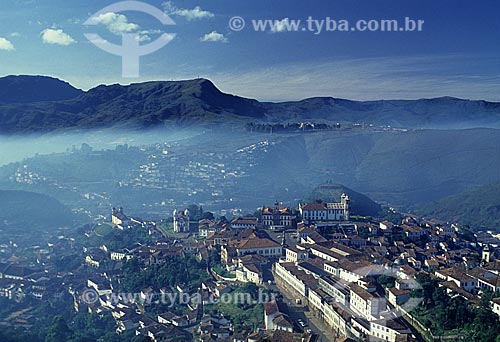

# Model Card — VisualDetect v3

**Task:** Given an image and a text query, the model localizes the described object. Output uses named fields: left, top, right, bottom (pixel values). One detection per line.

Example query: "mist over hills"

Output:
left=0, top=76, right=500, bottom=133
left=418, top=181, right=500, bottom=228
left=1, top=76, right=500, bottom=228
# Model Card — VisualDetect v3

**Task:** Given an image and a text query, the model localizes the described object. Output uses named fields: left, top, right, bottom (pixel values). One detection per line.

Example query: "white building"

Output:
left=230, top=217, right=258, bottom=230
left=492, top=298, right=500, bottom=318
left=349, top=283, right=385, bottom=321
left=232, top=237, right=282, bottom=258
left=173, top=209, right=190, bottom=233
left=264, top=300, right=293, bottom=332
left=299, top=193, right=350, bottom=224
left=370, top=319, right=411, bottom=342
left=112, top=207, right=131, bottom=229
left=435, top=268, right=477, bottom=293
left=261, top=202, right=292, bottom=229
left=285, top=246, right=309, bottom=263
left=274, top=262, right=318, bottom=298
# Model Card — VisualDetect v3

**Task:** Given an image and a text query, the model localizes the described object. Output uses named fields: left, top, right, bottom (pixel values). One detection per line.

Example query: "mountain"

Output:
left=1, top=77, right=500, bottom=133
left=417, top=181, right=500, bottom=228
left=0, top=79, right=265, bottom=133
left=308, top=183, right=381, bottom=217
left=0, top=75, right=83, bottom=104
left=0, top=190, right=75, bottom=230
left=265, top=96, right=500, bottom=129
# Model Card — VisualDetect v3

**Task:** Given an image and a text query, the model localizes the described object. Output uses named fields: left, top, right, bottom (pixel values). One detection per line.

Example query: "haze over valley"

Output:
left=1, top=76, right=499, bottom=229
left=3, top=1, right=500, bottom=340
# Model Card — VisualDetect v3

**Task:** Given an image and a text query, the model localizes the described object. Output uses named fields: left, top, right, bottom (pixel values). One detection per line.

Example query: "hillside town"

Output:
left=0, top=193, right=499, bottom=342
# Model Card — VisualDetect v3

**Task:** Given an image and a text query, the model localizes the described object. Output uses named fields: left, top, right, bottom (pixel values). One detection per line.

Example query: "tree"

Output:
left=377, top=275, right=396, bottom=288
left=201, top=212, right=215, bottom=220
left=187, top=204, right=203, bottom=221
left=240, top=283, right=259, bottom=300
left=45, top=316, right=72, bottom=342
left=358, top=226, right=370, bottom=239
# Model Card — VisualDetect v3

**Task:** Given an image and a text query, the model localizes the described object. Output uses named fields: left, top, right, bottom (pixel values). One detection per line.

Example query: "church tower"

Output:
left=482, top=245, right=491, bottom=264
left=341, top=193, right=350, bottom=221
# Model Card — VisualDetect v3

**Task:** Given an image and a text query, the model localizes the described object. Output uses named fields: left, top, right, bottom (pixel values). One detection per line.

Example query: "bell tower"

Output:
left=482, top=245, right=491, bottom=264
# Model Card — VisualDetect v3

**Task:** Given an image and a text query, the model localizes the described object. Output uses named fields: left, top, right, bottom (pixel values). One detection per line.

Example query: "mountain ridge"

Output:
left=1, top=76, right=500, bottom=133
left=0, top=75, right=83, bottom=104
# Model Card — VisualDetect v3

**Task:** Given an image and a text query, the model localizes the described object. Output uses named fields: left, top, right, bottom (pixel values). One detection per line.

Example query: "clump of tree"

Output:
left=44, top=313, right=148, bottom=342
left=186, top=204, right=214, bottom=221
left=412, top=273, right=500, bottom=341
left=120, top=255, right=210, bottom=293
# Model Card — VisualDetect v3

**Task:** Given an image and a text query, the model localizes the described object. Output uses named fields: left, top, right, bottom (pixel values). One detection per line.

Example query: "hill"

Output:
left=266, top=96, right=500, bottom=129
left=0, top=128, right=498, bottom=217
left=0, top=190, right=75, bottom=230
left=308, top=183, right=381, bottom=217
left=0, top=75, right=82, bottom=104
left=417, top=181, right=500, bottom=228
left=1, top=77, right=500, bottom=133
left=0, top=79, right=265, bottom=133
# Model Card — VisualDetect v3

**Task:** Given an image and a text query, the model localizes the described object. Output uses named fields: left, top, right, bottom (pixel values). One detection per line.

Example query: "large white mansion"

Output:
left=298, top=193, right=350, bottom=224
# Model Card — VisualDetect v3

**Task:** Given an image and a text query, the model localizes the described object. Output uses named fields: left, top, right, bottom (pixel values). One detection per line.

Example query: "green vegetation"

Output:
left=94, top=223, right=114, bottom=236
left=412, top=273, right=500, bottom=341
left=212, top=264, right=236, bottom=279
left=209, top=247, right=235, bottom=279
left=376, top=275, right=396, bottom=288
left=379, top=208, right=403, bottom=224
left=119, top=255, right=210, bottom=293
left=157, top=222, right=176, bottom=237
left=44, top=313, right=146, bottom=342
left=205, top=283, right=264, bottom=332
left=86, top=224, right=152, bottom=250
left=185, top=204, right=214, bottom=221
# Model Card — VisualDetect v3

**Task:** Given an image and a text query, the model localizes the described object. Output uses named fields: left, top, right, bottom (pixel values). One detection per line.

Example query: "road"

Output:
left=267, top=283, right=337, bottom=342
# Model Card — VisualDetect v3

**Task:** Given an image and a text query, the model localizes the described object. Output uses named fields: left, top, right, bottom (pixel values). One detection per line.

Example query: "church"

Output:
left=298, top=193, right=350, bottom=224
left=173, top=208, right=190, bottom=233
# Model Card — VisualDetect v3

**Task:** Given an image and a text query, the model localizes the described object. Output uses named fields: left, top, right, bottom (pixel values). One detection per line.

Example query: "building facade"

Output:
left=261, top=202, right=292, bottom=229
left=299, top=194, right=350, bottom=224
left=173, top=209, right=190, bottom=233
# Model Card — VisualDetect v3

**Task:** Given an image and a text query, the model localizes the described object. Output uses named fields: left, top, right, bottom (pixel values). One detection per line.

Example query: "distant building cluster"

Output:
left=6, top=191, right=500, bottom=342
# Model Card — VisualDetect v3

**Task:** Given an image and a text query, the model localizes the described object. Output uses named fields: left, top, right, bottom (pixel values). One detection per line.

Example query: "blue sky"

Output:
left=0, top=0, right=499, bottom=101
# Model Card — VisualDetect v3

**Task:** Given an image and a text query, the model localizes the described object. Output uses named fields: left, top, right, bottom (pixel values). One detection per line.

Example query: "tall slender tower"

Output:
left=341, top=193, right=350, bottom=221
left=482, top=245, right=491, bottom=264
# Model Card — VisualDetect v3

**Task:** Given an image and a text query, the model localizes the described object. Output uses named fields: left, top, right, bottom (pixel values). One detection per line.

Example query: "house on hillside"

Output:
left=299, top=194, right=350, bottom=224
